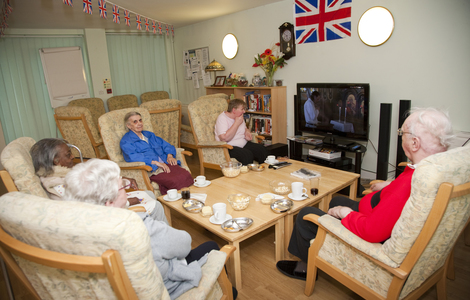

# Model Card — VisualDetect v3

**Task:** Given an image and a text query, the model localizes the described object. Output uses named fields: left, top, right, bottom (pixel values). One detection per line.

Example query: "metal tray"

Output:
left=247, top=164, right=265, bottom=172
left=221, top=217, right=253, bottom=232
left=270, top=199, right=293, bottom=214
left=182, top=199, right=204, bottom=213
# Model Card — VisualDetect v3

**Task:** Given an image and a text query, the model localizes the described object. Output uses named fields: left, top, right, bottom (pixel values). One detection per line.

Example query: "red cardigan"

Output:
left=341, top=167, right=415, bottom=243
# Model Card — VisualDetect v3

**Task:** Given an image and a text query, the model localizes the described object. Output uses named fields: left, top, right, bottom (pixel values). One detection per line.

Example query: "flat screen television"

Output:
left=295, top=83, right=370, bottom=145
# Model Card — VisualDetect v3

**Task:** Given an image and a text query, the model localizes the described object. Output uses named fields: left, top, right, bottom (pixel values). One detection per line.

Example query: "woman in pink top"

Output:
left=214, top=99, right=268, bottom=165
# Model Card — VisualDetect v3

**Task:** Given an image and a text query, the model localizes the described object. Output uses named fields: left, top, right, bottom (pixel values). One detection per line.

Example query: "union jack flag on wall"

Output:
left=295, top=0, right=351, bottom=44
left=63, top=0, right=73, bottom=7
left=124, top=10, right=130, bottom=26
left=158, top=22, right=162, bottom=35
left=83, top=0, right=92, bottom=15
left=112, top=5, right=119, bottom=24
left=98, top=0, right=106, bottom=19
left=152, top=20, right=157, bottom=34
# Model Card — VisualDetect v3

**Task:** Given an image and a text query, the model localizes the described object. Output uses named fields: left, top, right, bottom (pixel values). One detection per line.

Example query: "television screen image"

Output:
left=295, top=83, right=370, bottom=143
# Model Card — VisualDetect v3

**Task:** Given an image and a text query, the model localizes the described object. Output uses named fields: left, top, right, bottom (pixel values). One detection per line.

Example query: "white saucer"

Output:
left=288, top=193, right=308, bottom=201
left=163, top=194, right=182, bottom=202
left=194, top=181, right=211, bottom=188
left=265, top=159, right=279, bottom=165
left=209, top=214, right=232, bottom=225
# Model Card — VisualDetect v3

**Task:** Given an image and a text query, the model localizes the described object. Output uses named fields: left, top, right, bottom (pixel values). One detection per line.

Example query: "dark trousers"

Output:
left=228, top=141, right=268, bottom=165
left=288, top=196, right=360, bottom=263
left=149, top=164, right=193, bottom=195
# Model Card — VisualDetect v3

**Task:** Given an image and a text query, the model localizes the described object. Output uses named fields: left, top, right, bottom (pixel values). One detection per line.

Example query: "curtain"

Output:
left=106, top=33, right=171, bottom=102
left=0, top=36, right=92, bottom=144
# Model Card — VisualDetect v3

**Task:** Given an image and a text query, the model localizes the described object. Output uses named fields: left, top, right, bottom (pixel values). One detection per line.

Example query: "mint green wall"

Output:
left=174, top=0, right=470, bottom=176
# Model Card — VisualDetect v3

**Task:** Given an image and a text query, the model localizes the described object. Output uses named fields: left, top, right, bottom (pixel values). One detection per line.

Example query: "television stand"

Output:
left=288, top=136, right=367, bottom=197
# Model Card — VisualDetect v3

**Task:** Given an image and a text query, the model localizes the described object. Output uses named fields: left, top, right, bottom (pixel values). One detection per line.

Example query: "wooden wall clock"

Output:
left=279, top=22, right=296, bottom=60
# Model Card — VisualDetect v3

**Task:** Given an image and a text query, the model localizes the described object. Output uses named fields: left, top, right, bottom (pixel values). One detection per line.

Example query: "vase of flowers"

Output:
left=253, top=43, right=286, bottom=87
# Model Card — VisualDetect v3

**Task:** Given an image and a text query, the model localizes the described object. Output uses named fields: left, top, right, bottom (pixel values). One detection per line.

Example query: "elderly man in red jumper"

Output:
left=276, top=107, right=454, bottom=280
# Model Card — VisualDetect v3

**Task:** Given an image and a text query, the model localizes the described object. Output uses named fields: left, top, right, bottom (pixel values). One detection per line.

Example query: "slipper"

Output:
left=276, top=260, right=307, bottom=281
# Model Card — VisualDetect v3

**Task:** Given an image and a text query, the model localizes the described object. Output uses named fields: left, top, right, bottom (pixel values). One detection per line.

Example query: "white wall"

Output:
left=174, top=0, right=470, bottom=176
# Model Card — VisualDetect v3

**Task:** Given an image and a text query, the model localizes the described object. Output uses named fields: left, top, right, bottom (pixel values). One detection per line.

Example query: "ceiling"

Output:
left=7, top=0, right=284, bottom=30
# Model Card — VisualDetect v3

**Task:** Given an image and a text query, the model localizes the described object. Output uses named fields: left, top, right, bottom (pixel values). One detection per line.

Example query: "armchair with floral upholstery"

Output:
left=54, top=106, right=108, bottom=159
left=303, top=146, right=470, bottom=300
left=140, top=91, right=170, bottom=103
left=107, top=94, right=139, bottom=111
left=140, top=99, right=182, bottom=148
left=98, top=107, right=191, bottom=197
left=67, top=97, right=106, bottom=128
left=0, top=137, right=48, bottom=197
left=0, top=191, right=235, bottom=300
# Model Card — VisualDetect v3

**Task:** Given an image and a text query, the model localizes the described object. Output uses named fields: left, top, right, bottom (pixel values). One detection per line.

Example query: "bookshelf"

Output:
left=206, top=86, right=287, bottom=144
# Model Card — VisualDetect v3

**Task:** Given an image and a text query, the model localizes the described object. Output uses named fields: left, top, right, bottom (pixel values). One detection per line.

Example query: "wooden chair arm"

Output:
left=219, top=245, right=236, bottom=264
left=181, top=150, right=193, bottom=157
left=362, top=180, right=385, bottom=195
left=303, top=214, right=408, bottom=279
left=127, top=206, right=146, bottom=213
left=255, top=135, right=265, bottom=141
left=0, top=170, right=18, bottom=192
left=217, top=245, right=236, bottom=300
left=197, top=144, right=234, bottom=150
left=120, top=165, right=153, bottom=172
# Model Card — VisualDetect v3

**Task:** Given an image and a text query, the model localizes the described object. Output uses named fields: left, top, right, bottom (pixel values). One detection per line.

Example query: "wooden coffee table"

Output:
left=157, top=159, right=359, bottom=289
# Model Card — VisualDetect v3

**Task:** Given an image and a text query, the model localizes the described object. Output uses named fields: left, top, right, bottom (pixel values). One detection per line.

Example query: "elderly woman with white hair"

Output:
left=120, top=111, right=193, bottom=195
left=63, top=159, right=232, bottom=300
left=277, top=107, right=454, bottom=281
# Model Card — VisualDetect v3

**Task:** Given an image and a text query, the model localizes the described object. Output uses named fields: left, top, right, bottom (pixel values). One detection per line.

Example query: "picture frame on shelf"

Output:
left=214, top=76, right=226, bottom=87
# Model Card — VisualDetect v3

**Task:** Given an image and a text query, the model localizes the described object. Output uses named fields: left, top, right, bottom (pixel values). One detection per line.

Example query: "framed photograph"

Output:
left=214, top=76, right=226, bottom=87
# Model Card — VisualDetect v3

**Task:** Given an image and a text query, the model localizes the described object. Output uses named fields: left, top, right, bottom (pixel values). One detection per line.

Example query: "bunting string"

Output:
left=69, top=0, right=175, bottom=36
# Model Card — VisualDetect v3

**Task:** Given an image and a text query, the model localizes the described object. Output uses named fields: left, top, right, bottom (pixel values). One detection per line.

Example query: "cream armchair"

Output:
left=107, top=94, right=139, bottom=111
left=68, top=97, right=106, bottom=128
left=303, top=146, right=470, bottom=300
left=98, top=107, right=191, bottom=197
left=140, top=99, right=182, bottom=148
left=0, top=137, right=48, bottom=197
left=54, top=105, right=107, bottom=159
left=0, top=192, right=235, bottom=300
left=140, top=91, right=170, bottom=103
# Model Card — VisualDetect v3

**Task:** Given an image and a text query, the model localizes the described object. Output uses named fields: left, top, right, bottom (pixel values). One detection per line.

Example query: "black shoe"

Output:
left=276, top=260, right=307, bottom=281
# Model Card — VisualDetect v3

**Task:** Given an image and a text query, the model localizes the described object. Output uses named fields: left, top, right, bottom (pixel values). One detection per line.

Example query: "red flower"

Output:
left=252, top=63, right=259, bottom=67
left=275, top=42, right=280, bottom=46
left=264, top=49, right=272, bottom=56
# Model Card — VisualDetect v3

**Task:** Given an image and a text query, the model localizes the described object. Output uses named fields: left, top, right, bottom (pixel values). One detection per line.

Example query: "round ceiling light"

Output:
left=358, top=7, right=394, bottom=47
left=222, top=33, right=238, bottom=59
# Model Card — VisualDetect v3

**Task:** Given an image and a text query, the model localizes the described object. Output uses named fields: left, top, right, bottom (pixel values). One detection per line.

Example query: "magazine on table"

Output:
left=290, top=168, right=321, bottom=180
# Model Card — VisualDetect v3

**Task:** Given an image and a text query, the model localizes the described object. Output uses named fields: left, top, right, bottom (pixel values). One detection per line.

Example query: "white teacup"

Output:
left=267, top=155, right=276, bottom=164
left=167, top=189, right=178, bottom=199
left=194, top=175, right=206, bottom=185
left=213, top=203, right=227, bottom=223
left=291, top=182, right=307, bottom=199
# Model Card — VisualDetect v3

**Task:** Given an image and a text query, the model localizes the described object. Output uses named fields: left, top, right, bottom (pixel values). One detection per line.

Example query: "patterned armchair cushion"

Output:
left=0, top=192, right=169, bottom=300
left=54, top=106, right=107, bottom=158
left=0, top=137, right=48, bottom=198
left=140, top=99, right=181, bottom=147
left=197, top=93, right=229, bottom=101
left=68, top=97, right=106, bottom=128
left=181, top=124, right=196, bottom=146
left=188, top=98, right=230, bottom=164
left=141, top=91, right=170, bottom=103
left=107, top=94, right=139, bottom=111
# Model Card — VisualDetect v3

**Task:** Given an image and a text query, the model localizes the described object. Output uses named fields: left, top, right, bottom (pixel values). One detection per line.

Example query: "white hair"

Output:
left=63, top=159, right=121, bottom=205
left=407, top=107, right=453, bottom=154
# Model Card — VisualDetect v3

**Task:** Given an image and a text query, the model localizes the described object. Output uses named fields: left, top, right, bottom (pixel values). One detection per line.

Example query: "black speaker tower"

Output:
left=376, top=103, right=392, bottom=180
left=395, top=100, right=411, bottom=177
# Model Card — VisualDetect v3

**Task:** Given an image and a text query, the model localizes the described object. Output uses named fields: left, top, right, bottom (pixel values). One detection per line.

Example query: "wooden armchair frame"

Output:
left=304, top=180, right=470, bottom=300
left=54, top=113, right=107, bottom=159
left=0, top=223, right=236, bottom=300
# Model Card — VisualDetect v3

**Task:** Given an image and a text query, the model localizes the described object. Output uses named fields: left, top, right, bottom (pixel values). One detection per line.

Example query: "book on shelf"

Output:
left=308, top=148, right=342, bottom=160
left=243, top=90, right=272, bottom=113
left=250, top=115, right=272, bottom=135
left=290, top=168, right=321, bottom=180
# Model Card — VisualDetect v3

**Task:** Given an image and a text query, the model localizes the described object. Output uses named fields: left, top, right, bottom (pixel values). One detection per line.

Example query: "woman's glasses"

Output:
left=119, top=178, right=131, bottom=191
left=397, top=128, right=412, bottom=136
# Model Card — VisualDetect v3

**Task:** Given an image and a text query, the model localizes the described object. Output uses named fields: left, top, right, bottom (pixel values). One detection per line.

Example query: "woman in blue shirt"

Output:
left=120, top=111, right=193, bottom=195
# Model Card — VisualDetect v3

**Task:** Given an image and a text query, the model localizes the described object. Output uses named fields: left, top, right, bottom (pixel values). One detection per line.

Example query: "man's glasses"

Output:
left=119, top=178, right=131, bottom=191
left=397, top=128, right=413, bottom=136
